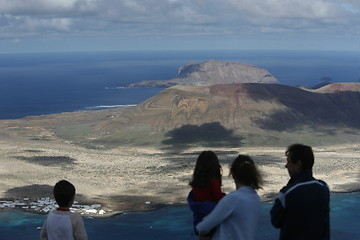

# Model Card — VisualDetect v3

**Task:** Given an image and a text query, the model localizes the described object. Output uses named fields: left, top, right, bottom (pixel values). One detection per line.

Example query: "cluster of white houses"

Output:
left=0, top=198, right=106, bottom=215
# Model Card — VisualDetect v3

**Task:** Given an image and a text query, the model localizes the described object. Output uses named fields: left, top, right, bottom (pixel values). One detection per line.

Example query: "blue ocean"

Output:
left=1, top=50, right=360, bottom=119
left=0, top=193, right=359, bottom=240
left=0, top=50, right=360, bottom=239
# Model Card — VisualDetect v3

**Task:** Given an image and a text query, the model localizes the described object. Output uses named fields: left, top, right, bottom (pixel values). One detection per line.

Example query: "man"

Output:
left=270, top=144, right=330, bottom=240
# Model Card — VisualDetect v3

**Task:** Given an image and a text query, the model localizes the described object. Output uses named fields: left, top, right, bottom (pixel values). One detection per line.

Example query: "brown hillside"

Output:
left=314, top=82, right=360, bottom=93
left=2, top=83, right=360, bottom=148
left=97, top=83, right=360, bottom=133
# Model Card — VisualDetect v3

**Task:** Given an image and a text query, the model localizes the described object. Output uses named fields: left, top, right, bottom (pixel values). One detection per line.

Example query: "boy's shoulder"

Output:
left=49, top=210, right=82, bottom=218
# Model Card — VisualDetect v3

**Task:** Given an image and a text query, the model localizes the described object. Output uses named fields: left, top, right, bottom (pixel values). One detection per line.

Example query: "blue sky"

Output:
left=1, top=0, right=360, bottom=53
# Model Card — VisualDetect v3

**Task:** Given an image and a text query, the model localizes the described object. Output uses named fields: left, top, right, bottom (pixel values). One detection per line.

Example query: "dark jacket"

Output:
left=187, top=190, right=217, bottom=234
left=270, top=170, right=330, bottom=240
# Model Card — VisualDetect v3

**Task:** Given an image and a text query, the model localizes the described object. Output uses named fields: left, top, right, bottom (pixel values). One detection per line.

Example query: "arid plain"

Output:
left=0, top=127, right=359, bottom=215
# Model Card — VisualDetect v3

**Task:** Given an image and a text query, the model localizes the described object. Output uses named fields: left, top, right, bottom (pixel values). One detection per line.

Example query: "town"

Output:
left=0, top=198, right=106, bottom=216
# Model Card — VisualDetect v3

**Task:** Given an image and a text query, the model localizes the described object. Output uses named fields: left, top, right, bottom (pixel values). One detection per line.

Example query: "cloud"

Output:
left=0, top=0, right=359, bottom=50
left=24, top=17, right=72, bottom=31
left=0, top=0, right=358, bottom=30
left=0, top=0, right=99, bottom=18
left=227, top=0, right=342, bottom=19
left=0, top=0, right=76, bottom=15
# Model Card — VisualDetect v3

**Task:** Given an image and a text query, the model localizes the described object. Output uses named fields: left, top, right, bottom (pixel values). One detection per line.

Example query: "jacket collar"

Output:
left=288, top=169, right=314, bottom=185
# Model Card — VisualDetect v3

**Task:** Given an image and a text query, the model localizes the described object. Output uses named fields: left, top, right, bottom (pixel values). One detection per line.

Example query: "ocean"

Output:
left=1, top=50, right=360, bottom=119
left=0, top=50, right=360, bottom=239
left=0, top=192, right=359, bottom=240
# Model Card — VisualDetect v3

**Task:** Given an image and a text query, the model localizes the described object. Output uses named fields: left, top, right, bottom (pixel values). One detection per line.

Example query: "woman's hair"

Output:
left=230, top=155, right=262, bottom=190
left=189, top=151, right=222, bottom=189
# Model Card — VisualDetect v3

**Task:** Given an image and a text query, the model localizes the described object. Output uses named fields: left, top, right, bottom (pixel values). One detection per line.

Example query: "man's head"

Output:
left=285, top=144, right=314, bottom=177
left=53, top=180, right=75, bottom=208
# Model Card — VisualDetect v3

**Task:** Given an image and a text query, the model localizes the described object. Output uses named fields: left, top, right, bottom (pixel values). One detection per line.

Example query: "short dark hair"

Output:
left=53, top=180, right=75, bottom=207
left=286, top=144, right=314, bottom=171
left=230, top=155, right=262, bottom=190
left=189, top=151, right=222, bottom=189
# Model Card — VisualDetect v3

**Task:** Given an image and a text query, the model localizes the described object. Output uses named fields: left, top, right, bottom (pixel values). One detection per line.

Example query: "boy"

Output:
left=40, top=180, right=88, bottom=240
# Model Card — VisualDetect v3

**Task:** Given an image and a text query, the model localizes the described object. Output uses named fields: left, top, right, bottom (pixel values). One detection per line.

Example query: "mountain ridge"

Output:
left=117, top=82, right=360, bottom=131
left=127, top=60, right=278, bottom=88
left=2, top=82, right=360, bottom=148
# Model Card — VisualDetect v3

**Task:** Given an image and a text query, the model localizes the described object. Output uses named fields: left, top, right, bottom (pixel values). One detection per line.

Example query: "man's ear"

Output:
left=295, top=160, right=302, bottom=170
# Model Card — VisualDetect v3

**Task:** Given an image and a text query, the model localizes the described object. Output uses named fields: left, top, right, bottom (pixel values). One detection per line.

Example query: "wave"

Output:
left=85, top=104, right=137, bottom=110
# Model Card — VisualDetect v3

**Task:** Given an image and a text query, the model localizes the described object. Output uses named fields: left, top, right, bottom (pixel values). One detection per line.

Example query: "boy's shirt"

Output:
left=40, top=210, right=88, bottom=240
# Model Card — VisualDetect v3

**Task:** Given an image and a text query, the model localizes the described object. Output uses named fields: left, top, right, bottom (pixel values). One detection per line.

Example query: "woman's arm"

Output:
left=196, top=194, right=235, bottom=235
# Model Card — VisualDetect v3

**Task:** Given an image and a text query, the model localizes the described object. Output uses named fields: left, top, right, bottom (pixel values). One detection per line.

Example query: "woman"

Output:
left=196, top=155, right=263, bottom=240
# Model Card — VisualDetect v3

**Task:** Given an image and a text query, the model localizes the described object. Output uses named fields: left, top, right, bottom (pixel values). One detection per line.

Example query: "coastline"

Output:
left=1, top=191, right=360, bottom=219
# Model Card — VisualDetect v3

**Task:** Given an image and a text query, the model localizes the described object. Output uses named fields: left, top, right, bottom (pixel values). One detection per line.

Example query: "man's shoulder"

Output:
left=281, top=179, right=329, bottom=195
left=315, top=179, right=329, bottom=187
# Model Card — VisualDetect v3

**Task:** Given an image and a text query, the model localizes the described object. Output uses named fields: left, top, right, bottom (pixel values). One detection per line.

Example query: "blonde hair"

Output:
left=229, top=155, right=262, bottom=190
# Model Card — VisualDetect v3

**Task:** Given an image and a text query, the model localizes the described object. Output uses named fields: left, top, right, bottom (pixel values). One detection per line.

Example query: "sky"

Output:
left=0, top=0, right=360, bottom=53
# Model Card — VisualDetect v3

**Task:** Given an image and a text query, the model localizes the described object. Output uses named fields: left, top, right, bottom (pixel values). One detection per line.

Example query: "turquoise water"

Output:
left=0, top=192, right=359, bottom=239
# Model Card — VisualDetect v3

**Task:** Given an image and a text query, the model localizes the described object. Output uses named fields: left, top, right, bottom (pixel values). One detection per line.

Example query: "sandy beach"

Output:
left=0, top=134, right=359, bottom=216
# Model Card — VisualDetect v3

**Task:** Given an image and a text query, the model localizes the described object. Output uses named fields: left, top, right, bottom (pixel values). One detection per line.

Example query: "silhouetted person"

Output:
left=270, top=144, right=330, bottom=240
left=40, top=180, right=88, bottom=240
left=196, top=155, right=263, bottom=240
left=188, top=151, right=225, bottom=240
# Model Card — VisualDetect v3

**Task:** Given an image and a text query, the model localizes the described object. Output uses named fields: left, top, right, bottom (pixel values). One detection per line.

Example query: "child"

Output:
left=40, top=180, right=88, bottom=240
left=187, top=151, right=225, bottom=240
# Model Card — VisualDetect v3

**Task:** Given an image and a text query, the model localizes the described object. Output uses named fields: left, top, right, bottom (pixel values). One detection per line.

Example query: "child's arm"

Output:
left=39, top=218, right=48, bottom=240
left=71, top=214, right=88, bottom=240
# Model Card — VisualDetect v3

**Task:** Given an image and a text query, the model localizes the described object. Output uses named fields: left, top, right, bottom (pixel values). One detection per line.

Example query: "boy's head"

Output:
left=53, top=180, right=75, bottom=207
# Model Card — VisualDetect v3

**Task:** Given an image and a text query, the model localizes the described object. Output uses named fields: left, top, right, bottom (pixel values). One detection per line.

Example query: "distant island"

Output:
left=127, top=60, right=278, bottom=88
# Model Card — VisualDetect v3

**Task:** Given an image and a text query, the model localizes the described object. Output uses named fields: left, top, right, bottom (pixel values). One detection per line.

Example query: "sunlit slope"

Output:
left=1, top=83, right=360, bottom=148
left=92, top=82, right=360, bottom=147
left=100, top=83, right=360, bottom=129
left=127, top=60, right=278, bottom=88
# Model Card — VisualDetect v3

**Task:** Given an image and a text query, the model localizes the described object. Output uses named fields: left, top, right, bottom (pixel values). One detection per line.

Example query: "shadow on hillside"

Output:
left=15, top=155, right=76, bottom=167
left=249, top=87, right=360, bottom=131
left=161, top=149, right=239, bottom=162
left=4, top=184, right=90, bottom=203
left=4, top=184, right=53, bottom=199
left=162, top=122, right=243, bottom=151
